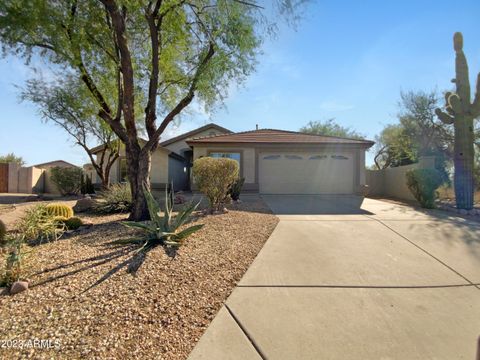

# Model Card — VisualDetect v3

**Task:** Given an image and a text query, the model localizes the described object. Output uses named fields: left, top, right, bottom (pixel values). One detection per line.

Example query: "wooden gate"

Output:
left=0, top=163, right=8, bottom=192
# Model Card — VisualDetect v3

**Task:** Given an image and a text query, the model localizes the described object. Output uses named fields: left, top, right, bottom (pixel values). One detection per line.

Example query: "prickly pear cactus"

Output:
left=435, top=32, right=479, bottom=210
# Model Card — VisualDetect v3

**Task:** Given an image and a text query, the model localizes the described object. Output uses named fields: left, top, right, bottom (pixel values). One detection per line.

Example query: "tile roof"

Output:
left=160, top=123, right=232, bottom=146
left=187, top=129, right=374, bottom=147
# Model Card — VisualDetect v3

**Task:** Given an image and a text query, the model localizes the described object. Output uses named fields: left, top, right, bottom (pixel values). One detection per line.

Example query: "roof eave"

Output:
left=187, top=140, right=374, bottom=147
left=160, top=123, right=232, bottom=146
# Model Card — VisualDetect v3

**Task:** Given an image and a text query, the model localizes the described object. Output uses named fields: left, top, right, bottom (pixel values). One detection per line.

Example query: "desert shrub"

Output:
left=406, top=168, right=443, bottom=208
left=228, top=177, right=245, bottom=201
left=50, top=166, right=83, bottom=195
left=65, top=217, right=83, bottom=230
left=0, top=220, right=6, bottom=245
left=17, top=204, right=65, bottom=242
left=192, top=157, right=239, bottom=212
left=94, top=183, right=132, bottom=214
left=80, top=174, right=95, bottom=195
left=45, top=203, right=74, bottom=219
left=122, top=186, right=203, bottom=250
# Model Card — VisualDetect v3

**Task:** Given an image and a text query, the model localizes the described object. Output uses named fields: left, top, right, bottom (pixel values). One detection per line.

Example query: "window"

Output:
left=309, top=155, right=327, bottom=160
left=285, top=155, right=303, bottom=160
left=119, top=158, right=128, bottom=182
left=263, top=155, right=281, bottom=160
left=209, top=152, right=241, bottom=167
left=331, top=155, right=349, bottom=160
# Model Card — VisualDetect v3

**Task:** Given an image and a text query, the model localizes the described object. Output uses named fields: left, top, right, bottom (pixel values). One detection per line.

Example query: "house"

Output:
left=187, top=129, right=374, bottom=194
left=89, top=123, right=231, bottom=190
left=90, top=123, right=374, bottom=195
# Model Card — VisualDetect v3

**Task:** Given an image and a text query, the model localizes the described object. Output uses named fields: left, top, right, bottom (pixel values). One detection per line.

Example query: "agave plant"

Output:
left=122, top=186, right=203, bottom=252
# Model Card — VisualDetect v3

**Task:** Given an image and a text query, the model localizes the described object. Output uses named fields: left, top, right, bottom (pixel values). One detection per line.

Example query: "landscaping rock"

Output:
left=73, top=197, right=96, bottom=213
left=0, top=197, right=278, bottom=359
left=10, top=281, right=28, bottom=295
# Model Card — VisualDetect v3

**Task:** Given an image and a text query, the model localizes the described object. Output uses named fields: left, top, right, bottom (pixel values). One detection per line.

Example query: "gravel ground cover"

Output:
left=0, top=196, right=278, bottom=359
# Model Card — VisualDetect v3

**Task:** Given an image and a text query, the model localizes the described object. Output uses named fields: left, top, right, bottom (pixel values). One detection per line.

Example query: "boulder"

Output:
left=10, top=281, right=28, bottom=295
left=73, top=197, right=96, bottom=213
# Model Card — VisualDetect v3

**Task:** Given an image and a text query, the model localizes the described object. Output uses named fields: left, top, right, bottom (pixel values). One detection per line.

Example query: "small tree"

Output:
left=300, top=119, right=364, bottom=139
left=0, top=153, right=25, bottom=166
left=192, top=158, right=239, bottom=213
left=50, top=166, right=83, bottom=196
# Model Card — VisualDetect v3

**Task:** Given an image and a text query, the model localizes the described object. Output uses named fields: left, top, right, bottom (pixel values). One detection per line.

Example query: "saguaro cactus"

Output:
left=435, top=32, right=479, bottom=210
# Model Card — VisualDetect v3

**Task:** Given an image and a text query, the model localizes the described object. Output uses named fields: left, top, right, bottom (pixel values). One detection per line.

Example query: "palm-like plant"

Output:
left=123, top=186, right=203, bottom=252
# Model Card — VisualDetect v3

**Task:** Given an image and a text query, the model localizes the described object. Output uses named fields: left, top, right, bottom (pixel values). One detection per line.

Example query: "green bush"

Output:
left=50, top=166, right=83, bottom=196
left=406, top=169, right=443, bottom=208
left=45, top=203, right=74, bottom=219
left=192, top=157, right=239, bottom=212
left=94, top=183, right=132, bottom=214
left=17, top=204, right=65, bottom=242
left=122, top=186, right=203, bottom=250
left=228, top=177, right=245, bottom=201
left=65, top=217, right=83, bottom=230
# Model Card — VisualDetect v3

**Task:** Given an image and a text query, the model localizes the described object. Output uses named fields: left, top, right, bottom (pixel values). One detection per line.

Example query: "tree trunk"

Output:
left=101, top=176, right=110, bottom=189
left=454, top=115, right=475, bottom=209
left=126, top=144, right=151, bottom=221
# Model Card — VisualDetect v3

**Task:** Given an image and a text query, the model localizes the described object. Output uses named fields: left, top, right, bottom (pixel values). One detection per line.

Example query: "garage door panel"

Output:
left=259, top=152, right=354, bottom=194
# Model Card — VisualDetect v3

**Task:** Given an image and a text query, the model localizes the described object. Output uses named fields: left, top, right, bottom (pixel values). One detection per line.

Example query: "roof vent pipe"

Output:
left=256, top=124, right=259, bottom=130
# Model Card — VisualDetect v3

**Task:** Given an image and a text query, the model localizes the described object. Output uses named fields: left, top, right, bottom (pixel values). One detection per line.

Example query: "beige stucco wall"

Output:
left=366, top=156, right=436, bottom=201
left=151, top=150, right=169, bottom=184
left=192, top=146, right=255, bottom=184
left=31, top=167, right=45, bottom=193
left=7, top=164, right=44, bottom=194
left=15, top=166, right=45, bottom=194
left=164, top=128, right=228, bottom=156
left=358, top=150, right=366, bottom=186
left=17, top=167, right=32, bottom=193
left=7, top=163, right=20, bottom=193
left=94, top=147, right=170, bottom=185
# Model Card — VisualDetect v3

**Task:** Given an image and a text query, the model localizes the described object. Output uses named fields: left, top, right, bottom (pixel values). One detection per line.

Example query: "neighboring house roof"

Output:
left=89, top=139, right=123, bottom=155
left=187, top=129, right=375, bottom=147
left=89, top=122, right=231, bottom=154
left=33, top=160, right=79, bottom=168
left=160, top=123, right=232, bottom=146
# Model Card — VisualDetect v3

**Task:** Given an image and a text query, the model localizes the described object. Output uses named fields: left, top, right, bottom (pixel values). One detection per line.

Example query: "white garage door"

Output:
left=259, top=152, right=355, bottom=194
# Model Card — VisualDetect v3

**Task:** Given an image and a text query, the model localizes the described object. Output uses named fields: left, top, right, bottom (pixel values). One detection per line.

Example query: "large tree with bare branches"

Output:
left=0, top=0, right=299, bottom=219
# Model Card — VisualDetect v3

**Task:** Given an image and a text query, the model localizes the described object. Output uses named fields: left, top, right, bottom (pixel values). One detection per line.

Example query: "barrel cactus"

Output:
left=45, top=204, right=74, bottom=219
left=65, top=217, right=83, bottom=230
left=435, top=32, right=479, bottom=210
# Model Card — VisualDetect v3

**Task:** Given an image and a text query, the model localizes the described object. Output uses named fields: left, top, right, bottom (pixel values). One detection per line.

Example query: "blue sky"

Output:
left=1, top=0, right=480, bottom=166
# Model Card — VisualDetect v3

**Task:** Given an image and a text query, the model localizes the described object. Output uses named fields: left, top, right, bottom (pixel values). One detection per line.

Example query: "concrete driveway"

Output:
left=189, top=195, right=480, bottom=360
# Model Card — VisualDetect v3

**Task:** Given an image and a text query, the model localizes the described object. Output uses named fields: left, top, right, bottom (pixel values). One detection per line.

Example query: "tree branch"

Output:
left=101, top=0, right=138, bottom=145
left=142, top=42, right=215, bottom=153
